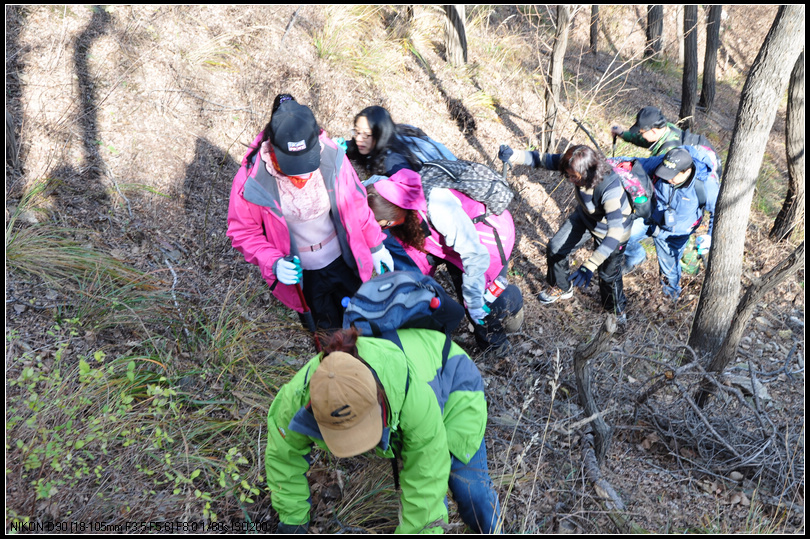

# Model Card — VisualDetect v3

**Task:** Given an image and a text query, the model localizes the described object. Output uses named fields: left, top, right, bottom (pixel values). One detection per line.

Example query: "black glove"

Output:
left=567, top=266, right=593, bottom=289
left=498, top=144, right=514, bottom=163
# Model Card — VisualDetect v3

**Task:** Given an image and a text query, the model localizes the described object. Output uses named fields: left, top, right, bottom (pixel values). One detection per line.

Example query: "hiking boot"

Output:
left=621, top=262, right=639, bottom=276
left=479, top=340, right=513, bottom=360
left=537, top=285, right=574, bottom=305
left=502, top=306, right=525, bottom=333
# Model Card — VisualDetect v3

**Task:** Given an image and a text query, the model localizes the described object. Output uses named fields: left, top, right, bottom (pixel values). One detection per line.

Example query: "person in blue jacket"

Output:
left=622, top=146, right=720, bottom=300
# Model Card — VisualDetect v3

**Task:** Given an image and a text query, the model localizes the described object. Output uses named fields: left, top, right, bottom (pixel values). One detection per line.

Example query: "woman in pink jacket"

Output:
left=227, top=95, right=393, bottom=331
left=366, top=169, right=523, bottom=356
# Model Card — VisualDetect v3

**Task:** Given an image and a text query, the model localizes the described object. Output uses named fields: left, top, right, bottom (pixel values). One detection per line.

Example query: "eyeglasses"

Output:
left=351, top=128, right=373, bottom=140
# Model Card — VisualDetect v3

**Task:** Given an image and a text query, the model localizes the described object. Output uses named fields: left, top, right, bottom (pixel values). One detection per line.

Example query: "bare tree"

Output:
left=644, top=5, right=664, bottom=60
left=443, top=5, right=467, bottom=65
left=770, top=50, right=805, bottom=242
left=543, top=5, right=571, bottom=153
left=677, top=7, right=684, bottom=65
left=589, top=5, right=598, bottom=56
left=679, top=5, right=699, bottom=131
left=699, top=5, right=723, bottom=114
left=6, top=111, right=19, bottom=170
left=688, top=5, right=805, bottom=359
left=699, top=242, right=804, bottom=403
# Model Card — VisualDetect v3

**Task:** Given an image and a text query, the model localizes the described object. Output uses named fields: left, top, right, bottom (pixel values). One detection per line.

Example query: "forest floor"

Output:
left=6, top=5, right=804, bottom=534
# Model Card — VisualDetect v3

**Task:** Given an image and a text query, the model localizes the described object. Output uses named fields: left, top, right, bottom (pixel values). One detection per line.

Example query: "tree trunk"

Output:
left=770, top=50, right=805, bottom=242
left=699, top=5, right=723, bottom=114
left=443, top=5, right=467, bottom=65
left=679, top=6, right=699, bottom=131
left=697, top=242, right=804, bottom=406
left=644, top=6, right=664, bottom=60
left=589, top=5, right=598, bottom=56
left=6, top=110, right=19, bottom=170
left=688, top=5, right=805, bottom=359
left=543, top=5, right=571, bottom=153
left=677, top=7, right=684, bottom=65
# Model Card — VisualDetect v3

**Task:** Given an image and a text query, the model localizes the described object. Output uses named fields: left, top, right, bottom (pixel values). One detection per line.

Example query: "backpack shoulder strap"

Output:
left=693, top=175, right=706, bottom=208
left=658, top=138, right=680, bottom=155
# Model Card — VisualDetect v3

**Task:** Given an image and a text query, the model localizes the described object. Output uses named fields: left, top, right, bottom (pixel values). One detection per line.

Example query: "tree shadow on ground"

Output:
left=46, top=6, right=113, bottom=220
left=181, top=137, right=241, bottom=274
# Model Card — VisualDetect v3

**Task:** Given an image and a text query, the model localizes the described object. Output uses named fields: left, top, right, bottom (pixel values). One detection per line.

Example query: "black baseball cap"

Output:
left=629, top=106, right=666, bottom=134
left=655, top=147, right=694, bottom=181
left=270, top=101, right=321, bottom=176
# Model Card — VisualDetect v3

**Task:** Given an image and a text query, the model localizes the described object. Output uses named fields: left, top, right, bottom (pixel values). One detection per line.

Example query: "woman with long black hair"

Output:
left=346, top=105, right=455, bottom=177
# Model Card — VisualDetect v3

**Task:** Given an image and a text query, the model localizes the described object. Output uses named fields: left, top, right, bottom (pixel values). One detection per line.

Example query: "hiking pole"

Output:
left=294, top=282, right=322, bottom=352
left=612, top=134, right=618, bottom=158
left=284, top=257, right=323, bottom=352
left=499, top=142, right=511, bottom=180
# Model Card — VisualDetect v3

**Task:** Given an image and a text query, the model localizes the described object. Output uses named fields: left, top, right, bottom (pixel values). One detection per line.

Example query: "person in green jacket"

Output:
left=610, top=105, right=717, bottom=158
left=265, top=327, right=501, bottom=534
left=610, top=106, right=722, bottom=275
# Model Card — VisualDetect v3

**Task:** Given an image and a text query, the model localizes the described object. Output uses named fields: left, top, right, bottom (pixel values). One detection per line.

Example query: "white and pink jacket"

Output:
left=373, top=170, right=515, bottom=311
left=227, top=132, right=386, bottom=313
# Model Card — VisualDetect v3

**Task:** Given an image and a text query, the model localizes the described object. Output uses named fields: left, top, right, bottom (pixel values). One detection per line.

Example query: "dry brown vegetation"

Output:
left=6, top=5, right=803, bottom=534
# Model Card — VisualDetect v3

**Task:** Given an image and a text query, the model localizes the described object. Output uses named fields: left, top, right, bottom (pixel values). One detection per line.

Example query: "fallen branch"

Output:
left=629, top=348, right=804, bottom=499
left=558, top=405, right=618, bottom=436
left=580, top=429, right=645, bottom=533
left=574, top=314, right=616, bottom=463
left=572, top=315, right=642, bottom=531
left=279, top=8, right=300, bottom=49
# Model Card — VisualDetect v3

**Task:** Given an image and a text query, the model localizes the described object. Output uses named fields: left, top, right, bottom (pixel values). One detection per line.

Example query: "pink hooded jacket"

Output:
left=227, top=132, right=386, bottom=313
left=373, top=169, right=515, bottom=309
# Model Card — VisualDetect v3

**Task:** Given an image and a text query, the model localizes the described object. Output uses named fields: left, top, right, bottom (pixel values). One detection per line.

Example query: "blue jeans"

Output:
left=625, top=221, right=691, bottom=299
left=448, top=439, right=502, bottom=533
left=653, top=233, right=691, bottom=300
left=624, top=219, right=649, bottom=268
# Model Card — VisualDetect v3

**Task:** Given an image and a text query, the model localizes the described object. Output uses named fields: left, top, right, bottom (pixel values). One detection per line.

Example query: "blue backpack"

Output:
left=342, top=270, right=465, bottom=492
left=342, top=271, right=465, bottom=362
left=397, top=130, right=457, bottom=165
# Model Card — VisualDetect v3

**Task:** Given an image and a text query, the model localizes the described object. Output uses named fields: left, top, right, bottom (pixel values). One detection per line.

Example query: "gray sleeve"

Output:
left=427, top=189, right=489, bottom=310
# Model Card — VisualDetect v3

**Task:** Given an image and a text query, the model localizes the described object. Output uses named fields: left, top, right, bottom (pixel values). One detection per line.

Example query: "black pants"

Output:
left=301, top=256, right=362, bottom=331
left=547, top=210, right=627, bottom=315
left=445, top=264, right=523, bottom=350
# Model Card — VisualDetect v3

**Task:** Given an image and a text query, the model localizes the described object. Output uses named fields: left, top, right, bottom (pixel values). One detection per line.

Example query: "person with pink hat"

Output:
left=365, top=169, right=523, bottom=357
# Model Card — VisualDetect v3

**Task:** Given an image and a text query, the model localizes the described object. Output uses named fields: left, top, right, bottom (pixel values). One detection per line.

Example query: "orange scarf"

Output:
left=268, top=147, right=313, bottom=189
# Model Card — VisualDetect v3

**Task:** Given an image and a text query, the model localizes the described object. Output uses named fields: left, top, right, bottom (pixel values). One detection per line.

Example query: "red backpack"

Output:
left=602, top=158, right=655, bottom=220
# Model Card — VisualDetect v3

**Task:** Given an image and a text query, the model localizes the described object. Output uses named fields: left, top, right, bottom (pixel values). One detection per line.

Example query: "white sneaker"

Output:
left=537, top=285, right=574, bottom=305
